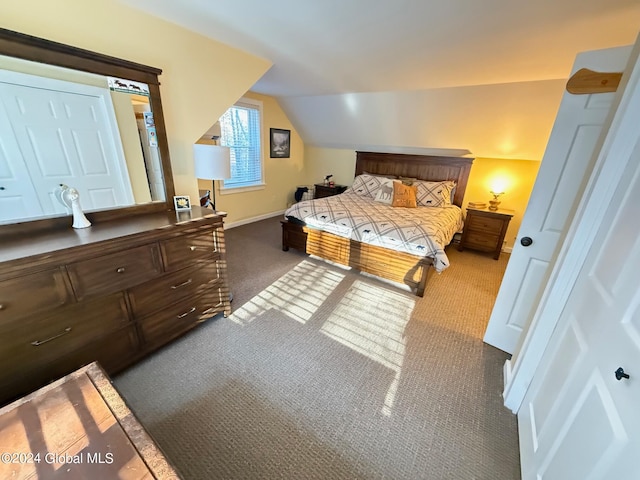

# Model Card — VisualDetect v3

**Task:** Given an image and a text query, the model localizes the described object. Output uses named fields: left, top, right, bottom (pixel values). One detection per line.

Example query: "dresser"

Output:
left=0, top=208, right=231, bottom=406
left=314, top=183, right=347, bottom=199
left=458, top=207, right=514, bottom=259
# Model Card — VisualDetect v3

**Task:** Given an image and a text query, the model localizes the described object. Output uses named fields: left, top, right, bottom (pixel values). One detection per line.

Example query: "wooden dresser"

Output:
left=0, top=208, right=231, bottom=406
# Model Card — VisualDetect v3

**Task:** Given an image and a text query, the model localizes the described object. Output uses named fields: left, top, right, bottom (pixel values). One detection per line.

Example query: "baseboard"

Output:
left=503, top=358, right=513, bottom=392
left=225, top=210, right=285, bottom=229
left=503, top=246, right=513, bottom=254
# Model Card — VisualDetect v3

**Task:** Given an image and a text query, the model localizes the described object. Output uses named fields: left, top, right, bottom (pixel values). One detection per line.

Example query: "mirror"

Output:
left=0, top=28, right=175, bottom=231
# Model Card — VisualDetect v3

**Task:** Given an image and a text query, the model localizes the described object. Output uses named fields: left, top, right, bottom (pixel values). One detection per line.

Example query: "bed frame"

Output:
left=281, top=151, right=474, bottom=296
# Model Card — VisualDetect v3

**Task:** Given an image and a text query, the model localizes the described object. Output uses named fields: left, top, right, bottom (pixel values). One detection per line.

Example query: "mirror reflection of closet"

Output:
left=0, top=53, right=165, bottom=224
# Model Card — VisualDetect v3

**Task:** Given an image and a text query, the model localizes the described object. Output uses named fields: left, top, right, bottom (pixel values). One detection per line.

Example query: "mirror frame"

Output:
left=0, top=27, right=176, bottom=236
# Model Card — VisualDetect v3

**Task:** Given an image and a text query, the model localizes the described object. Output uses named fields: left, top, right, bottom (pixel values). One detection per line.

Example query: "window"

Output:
left=219, top=97, right=264, bottom=191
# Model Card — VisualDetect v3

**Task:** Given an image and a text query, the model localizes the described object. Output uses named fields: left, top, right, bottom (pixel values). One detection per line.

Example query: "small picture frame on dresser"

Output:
left=173, top=195, right=191, bottom=211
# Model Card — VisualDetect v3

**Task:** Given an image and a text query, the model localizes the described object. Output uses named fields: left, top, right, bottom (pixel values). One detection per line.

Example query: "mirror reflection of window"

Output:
left=0, top=54, right=164, bottom=224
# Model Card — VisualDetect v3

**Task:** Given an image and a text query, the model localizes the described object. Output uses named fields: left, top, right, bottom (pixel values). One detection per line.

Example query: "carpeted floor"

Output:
left=114, top=216, right=521, bottom=480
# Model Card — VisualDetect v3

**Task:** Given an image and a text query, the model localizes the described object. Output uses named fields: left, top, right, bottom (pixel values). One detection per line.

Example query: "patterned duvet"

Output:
left=284, top=192, right=463, bottom=272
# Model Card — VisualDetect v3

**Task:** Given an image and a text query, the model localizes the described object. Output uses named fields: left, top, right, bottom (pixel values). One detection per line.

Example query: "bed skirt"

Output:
left=281, top=220, right=434, bottom=297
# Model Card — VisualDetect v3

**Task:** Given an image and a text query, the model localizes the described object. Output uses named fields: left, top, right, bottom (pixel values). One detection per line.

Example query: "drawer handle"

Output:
left=116, top=267, right=126, bottom=274
left=171, top=278, right=193, bottom=289
left=0, top=304, right=4, bottom=310
left=31, top=327, right=72, bottom=346
left=177, top=307, right=196, bottom=319
left=189, top=246, right=197, bottom=251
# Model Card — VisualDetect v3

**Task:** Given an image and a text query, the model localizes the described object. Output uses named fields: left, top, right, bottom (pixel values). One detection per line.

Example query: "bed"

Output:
left=281, top=151, right=474, bottom=296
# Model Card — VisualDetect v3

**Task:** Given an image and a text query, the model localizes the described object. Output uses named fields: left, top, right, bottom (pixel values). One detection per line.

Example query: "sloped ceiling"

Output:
left=121, top=0, right=640, bottom=159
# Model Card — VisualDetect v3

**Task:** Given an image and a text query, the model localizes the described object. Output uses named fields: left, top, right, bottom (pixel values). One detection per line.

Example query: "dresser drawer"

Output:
left=0, top=326, right=138, bottom=405
left=466, top=215, right=504, bottom=234
left=56, top=325, right=139, bottom=375
left=139, top=290, right=223, bottom=349
left=67, top=244, right=163, bottom=300
left=464, top=232, right=500, bottom=251
left=0, top=268, right=72, bottom=322
left=0, top=294, right=129, bottom=384
left=161, top=230, right=219, bottom=272
left=129, top=263, right=220, bottom=317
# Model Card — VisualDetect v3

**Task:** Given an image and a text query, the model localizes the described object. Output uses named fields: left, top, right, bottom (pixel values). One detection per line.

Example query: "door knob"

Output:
left=520, top=236, right=533, bottom=247
left=615, top=367, right=630, bottom=381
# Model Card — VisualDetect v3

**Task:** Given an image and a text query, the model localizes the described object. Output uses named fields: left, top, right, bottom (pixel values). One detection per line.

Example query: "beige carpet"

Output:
left=114, top=216, right=520, bottom=479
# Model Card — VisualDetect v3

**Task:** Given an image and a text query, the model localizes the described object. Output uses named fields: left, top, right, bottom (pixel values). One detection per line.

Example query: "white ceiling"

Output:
left=122, top=0, right=640, bottom=97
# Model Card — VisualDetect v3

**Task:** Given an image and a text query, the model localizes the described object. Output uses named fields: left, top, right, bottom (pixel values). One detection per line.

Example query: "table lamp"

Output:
left=193, top=144, right=231, bottom=212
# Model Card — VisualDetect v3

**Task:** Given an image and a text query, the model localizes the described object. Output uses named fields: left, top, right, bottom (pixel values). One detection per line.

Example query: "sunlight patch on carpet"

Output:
left=320, top=280, right=415, bottom=415
left=229, top=260, right=344, bottom=325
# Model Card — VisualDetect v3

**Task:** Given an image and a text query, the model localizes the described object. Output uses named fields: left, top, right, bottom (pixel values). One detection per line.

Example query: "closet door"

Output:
left=0, top=98, right=42, bottom=221
left=518, top=45, right=640, bottom=478
left=0, top=70, right=134, bottom=216
left=483, top=45, right=631, bottom=355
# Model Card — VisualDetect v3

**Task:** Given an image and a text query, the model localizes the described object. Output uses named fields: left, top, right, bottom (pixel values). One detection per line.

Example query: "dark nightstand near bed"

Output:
left=458, top=207, right=514, bottom=260
left=0, top=362, right=180, bottom=479
left=314, top=183, right=347, bottom=198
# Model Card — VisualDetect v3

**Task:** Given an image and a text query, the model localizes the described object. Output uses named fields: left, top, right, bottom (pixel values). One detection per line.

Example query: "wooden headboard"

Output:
left=355, top=151, right=474, bottom=207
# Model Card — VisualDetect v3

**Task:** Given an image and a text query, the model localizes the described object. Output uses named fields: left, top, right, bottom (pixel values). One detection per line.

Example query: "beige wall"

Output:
left=304, top=147, right=540, bottom=249
left=463, top=157, right=540, bottom=249
left=204, top=91, right=307, bottom=225
left=304, top=146, right=357, bottom=187
left=1, top=0, right=272, bottom=204
left=110, top=93, right=152, bottom=204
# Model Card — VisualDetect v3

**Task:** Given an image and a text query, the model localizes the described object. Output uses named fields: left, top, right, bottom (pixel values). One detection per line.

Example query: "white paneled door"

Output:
left=0, top=98, right=41, bottom=222
left=0, top=70, right=133, bottom=220
left=483, top=46, right=631, bottom=354
left=518, top=39, right=640, bottom=480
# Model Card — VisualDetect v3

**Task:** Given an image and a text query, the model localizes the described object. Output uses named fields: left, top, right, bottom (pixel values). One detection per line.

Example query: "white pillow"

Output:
left=348, top=174, right=391, bottom=198
left=373, top=179, right=396, bottom=205
left=415, top=180, right=456, bottom=207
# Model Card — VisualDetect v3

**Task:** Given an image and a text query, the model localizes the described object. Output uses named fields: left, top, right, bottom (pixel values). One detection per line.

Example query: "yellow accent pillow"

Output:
left=392, top=182, right=418, bottom=208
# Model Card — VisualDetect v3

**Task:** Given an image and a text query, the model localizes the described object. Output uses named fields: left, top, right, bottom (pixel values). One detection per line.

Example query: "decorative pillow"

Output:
left=348, top=174, right=391, bottom=198
left=415, top=180, right=456, bottom=207
left=391, top=182, right=417, bottom=208
left=373, top=179, right=396, bottom=205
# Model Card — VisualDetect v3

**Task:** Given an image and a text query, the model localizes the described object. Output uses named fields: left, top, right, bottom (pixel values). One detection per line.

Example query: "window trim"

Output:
left=219, top=96, right=265, bottom=192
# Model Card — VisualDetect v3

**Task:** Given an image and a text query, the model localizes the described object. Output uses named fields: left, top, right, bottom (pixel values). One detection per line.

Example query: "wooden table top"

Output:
left=0, top=362, right=180, bottom=479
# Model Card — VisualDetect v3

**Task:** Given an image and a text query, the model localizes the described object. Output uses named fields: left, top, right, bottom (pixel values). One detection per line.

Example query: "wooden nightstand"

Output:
left=458, top=207, right=514, bottom=260
left=314, top=183, right=347, bottom=199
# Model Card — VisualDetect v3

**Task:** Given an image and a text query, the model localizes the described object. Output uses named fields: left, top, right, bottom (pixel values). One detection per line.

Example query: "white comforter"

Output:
left=284, top=192, right=463, bottom=272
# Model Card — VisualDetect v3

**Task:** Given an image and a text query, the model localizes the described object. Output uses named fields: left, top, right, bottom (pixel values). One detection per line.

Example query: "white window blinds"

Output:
left=219, top=98, right=263, bottom=189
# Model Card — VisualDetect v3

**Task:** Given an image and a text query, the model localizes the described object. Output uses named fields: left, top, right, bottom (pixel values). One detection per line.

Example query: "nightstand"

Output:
left=458, top=207, right=514, bottom=260
left=314, top=183, right=347, bottom=199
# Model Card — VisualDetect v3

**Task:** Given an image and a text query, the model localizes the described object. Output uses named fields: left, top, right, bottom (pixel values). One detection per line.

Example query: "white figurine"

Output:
left=58, top=184, right=91, bottom=229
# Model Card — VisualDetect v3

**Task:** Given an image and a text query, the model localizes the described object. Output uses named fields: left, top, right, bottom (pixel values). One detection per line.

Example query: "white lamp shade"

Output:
left=193, top=144, right=231, bottom=180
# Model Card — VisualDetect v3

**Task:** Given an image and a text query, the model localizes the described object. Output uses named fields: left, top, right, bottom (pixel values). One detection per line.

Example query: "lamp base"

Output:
left=488, top=199, right=501, bottom=211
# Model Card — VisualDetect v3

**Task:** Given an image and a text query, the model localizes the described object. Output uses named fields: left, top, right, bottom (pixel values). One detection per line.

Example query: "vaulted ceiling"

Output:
left=121, top=0, right=639, bottom=96
left=121, top=0, right=640, bottom=159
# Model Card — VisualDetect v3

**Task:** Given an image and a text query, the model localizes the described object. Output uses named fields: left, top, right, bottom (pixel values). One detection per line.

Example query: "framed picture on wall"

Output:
left=270, top=128, right=291, bottom=158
